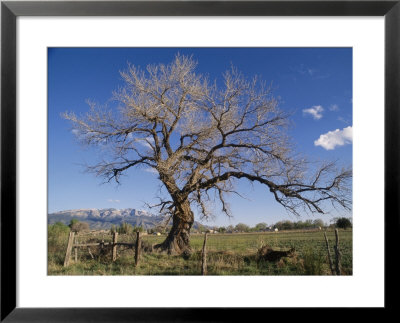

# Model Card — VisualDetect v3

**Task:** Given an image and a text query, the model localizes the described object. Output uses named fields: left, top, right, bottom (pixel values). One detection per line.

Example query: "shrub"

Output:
left=218, top=227, right=226, bottom=233
left=254, top=223, right=267, bottom=231
left=48, top=222, right=70, bottom=265
left=335, top=217, right=352, bottom=229
left=50, top=221, right=70, bottom=232
left=132, top=225, right=145, bottom=233
left=68, top=219, right=79, bottom=228
left=116, top=222, right=145, bottom=234
left=70, top=221, right=90, bottom=232
left=116, top=222, right=133, bottom=234
left=301, top=247, right=326, bottom=275
left=110, top=225, right=117, bottom=234
left=235, top=223, right=250, bottom=232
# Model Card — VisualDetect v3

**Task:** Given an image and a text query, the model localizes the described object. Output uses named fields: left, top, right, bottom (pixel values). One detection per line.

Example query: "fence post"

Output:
left=201, top=232, right=208, bottom=275
left=324, top=231, right=335, bottom=275
left=74, top=235, right=79, bottom=263
left=87, top=247, right=94, bottom=259
left=112, top=232, right=118, bottom=262
left=334, top=229, right=342, bottom=275
left=135, top=231, right=141, bottom=267
left=63, top=231, right=75, bottom=267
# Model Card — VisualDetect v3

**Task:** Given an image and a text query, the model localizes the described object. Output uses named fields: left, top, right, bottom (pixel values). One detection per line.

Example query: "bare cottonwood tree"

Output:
left=64, top=54, right=352, bottom=255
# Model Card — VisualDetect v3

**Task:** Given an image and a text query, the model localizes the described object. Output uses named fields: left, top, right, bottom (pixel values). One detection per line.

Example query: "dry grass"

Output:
left=48, top=226, right=352, bottom=276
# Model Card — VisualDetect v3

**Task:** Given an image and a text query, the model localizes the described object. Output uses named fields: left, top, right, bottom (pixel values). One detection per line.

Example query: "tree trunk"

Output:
left=154, top=200, right=194, bottom=256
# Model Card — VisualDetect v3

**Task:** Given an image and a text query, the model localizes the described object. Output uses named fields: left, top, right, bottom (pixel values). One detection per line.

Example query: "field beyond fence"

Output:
left=48, top=227, right=352, bottom=276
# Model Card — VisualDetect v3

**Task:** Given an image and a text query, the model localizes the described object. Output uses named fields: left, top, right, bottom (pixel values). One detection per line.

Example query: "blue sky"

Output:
left=48, top=48, right=352, bottom=227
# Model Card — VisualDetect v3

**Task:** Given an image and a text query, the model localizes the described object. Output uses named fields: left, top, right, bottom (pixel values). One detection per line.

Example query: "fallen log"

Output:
left=257, top=245, right=296, bottom=262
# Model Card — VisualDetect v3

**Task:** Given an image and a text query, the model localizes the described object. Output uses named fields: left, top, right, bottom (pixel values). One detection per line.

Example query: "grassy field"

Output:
left=48, top=227, right=352, bottom=276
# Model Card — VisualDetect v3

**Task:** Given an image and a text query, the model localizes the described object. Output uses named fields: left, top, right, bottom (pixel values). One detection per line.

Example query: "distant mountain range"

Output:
left=48, top=208, right=206, bottom=230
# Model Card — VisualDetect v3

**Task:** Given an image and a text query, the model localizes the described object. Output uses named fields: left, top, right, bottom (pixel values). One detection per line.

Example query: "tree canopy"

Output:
left=64, top=54, right=352, bottom=254
left=335, top=217, right=352, bottom=229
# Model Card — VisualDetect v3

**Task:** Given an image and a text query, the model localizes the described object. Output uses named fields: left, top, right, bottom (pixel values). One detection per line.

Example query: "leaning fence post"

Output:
left=201, top=232, right=208, bottom=275
left=87, top=247, right=94, bottom=259
left=134, top=231, right=142, bottom=267
left=112, top=232, right=118, bottom=262
left=324, top=231, right=335, bottom=275
left=74, top=244, right=78, bottom=263
left=63, top=231, right=75, bottom=267
left=334, top=229, right=342, bottom=275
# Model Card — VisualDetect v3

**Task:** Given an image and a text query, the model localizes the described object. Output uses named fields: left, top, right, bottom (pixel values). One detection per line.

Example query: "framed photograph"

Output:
left=1, top=0, right=398, bottom=321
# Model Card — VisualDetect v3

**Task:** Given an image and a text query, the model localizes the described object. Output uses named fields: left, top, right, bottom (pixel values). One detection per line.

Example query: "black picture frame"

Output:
left=1, top=1, right=398, bottom=321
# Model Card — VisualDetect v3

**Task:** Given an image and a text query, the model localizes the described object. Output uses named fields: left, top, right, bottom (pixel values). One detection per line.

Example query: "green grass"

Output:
left=48, top=228, right=352, bottom=276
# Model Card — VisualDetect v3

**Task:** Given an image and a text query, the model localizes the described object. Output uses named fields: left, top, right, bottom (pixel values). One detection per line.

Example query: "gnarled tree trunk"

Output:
left=154, top=200, right=194, bottom=256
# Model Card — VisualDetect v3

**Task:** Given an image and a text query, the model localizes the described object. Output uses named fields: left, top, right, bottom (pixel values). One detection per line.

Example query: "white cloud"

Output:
left=314, top=126, right=353, bottom=150
left=329, top=104, right=339, bottom=111
left=337, top=116, right=350, bottom=124
left=307, top=68, right=316, bottom=76
left=303, top=105, right=324, bottom=120
left=107, top=199, right=120, bottom=203
left=135, top=136, right=154, bottom=149
left=293, top=65, right=329, bottom=79
left=143, top=167, right=158, bottom=175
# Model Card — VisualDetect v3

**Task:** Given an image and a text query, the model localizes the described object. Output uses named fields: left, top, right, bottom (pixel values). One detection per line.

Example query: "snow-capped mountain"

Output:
left=48, top=208, right=165, bottom=230
left=51, top=208, right=155, bottom=218
left=48, top=208, right=206, bottom=230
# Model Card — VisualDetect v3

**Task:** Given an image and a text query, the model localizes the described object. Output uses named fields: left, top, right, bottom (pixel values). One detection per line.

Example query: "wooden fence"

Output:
left=63, top=230, right=210, bottom=275
left=64, top=230, right=343, bottom=275
left=64, top=231, right=142, bottom=267
left=323, top=228, right=342, bottom=275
